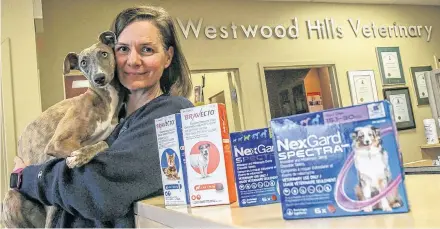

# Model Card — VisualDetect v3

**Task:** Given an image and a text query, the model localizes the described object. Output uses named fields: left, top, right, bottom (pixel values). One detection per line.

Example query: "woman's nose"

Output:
left=127, top=50, right=141, bottom=67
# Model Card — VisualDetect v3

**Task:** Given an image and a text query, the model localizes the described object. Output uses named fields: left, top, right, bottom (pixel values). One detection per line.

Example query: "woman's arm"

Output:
left=18, top=96, right=193, bottom=221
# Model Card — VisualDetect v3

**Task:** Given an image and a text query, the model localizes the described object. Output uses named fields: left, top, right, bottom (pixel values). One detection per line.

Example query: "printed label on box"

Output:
left=181, top=103, right=237, bottom=207
left=155, top=114, right=190, bottom=206
left=271, top=101, right=409, bottom=220
left=230, top=128, right=280, bottom=207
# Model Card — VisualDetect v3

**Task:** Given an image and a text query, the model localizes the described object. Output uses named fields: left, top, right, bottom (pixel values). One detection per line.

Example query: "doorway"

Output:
left=209, top=91, right=226, bottom=104
left=190, top=69, right=244, bottom=133
left=261, top=64, right=341, bottom=121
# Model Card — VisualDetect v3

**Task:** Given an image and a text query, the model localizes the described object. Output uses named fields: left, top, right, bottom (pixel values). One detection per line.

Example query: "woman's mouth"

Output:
left=124, top=71, right=148, bottom=75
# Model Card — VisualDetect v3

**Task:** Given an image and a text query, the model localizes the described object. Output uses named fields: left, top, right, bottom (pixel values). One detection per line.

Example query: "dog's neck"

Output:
left=87, top=77, right=127, bottom=120
left=88, top=79, right=119, bottom=104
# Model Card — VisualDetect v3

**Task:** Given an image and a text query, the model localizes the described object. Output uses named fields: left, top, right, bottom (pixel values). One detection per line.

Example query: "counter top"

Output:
left=135, top=174, right=438, bottom=228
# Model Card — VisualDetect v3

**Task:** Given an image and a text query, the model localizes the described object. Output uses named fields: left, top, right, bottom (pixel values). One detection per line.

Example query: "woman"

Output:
left=10, top=5, right=193, bottom=228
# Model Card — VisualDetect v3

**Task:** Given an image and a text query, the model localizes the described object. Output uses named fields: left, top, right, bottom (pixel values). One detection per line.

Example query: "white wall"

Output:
left=1, top=0, right=42, bottom=200
left=1, top=0, right=42, bottom=146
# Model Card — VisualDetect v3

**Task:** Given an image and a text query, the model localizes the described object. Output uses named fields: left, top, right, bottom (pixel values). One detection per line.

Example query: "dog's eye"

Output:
left=80, top=60, right=87, bottom=67
left=102, top=52, right=108, bottom=58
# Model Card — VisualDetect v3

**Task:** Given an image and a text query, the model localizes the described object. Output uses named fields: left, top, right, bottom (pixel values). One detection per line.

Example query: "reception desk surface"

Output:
left=135, top=174, right=438, bottom=228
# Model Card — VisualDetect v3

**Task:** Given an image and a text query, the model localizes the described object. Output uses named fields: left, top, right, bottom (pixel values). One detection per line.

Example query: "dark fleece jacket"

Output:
left=19, top=94, right=194, bottom=227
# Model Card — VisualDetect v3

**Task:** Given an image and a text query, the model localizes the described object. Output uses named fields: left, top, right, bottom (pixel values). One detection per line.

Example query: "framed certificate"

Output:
left=410, top=66, right=432, bottom=105
left=376, top=47, right=406, bottom=85
left=383, top=87, right=416, bottom=131
left=347, top=70, right=378, bottom=105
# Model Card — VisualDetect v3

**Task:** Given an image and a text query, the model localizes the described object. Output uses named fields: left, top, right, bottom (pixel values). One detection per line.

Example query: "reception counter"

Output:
left=135, top=174, right=438, bottom=228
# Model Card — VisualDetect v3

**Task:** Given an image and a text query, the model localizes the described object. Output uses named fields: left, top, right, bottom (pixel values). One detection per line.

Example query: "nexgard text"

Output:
left=270, top=101, right=409, bottom=220
left=230, top=128, right=280, bottom=207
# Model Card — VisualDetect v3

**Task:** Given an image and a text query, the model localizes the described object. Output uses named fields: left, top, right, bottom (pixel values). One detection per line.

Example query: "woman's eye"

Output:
left=102, top=52, right=108, bottom=58
left=142, top=47, right=153, bottom=53
left=80, top=60, right=87, bottom=67
left=117, top=46, right=129, bottom=53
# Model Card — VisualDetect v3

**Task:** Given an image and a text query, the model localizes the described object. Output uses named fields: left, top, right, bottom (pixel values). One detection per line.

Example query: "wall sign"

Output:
left=175, top=18, right=433, bottom=42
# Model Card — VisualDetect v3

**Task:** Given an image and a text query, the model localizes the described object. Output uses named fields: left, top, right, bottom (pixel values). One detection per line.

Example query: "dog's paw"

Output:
left=66, top=156, right=81, bottom=168
left=382, top=205, right=393, bottom=212
left=363, top=206, right=373, bottom=212
left=66, top=150, right=91, bottom=168
left=392, top=202, right=402, bottom=208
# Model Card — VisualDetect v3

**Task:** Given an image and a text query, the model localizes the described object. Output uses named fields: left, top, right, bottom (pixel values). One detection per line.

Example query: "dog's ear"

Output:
left=351, top=128, right=360, bottom=140
left=372, top=126, right=380, bottom=136
left=63, top=52, right=79, bottom=75
left=350, top=132, right=357, bottom=140
left=207, top=143, right=210, bottom=148
left=99, top=31, right=116, bottom=48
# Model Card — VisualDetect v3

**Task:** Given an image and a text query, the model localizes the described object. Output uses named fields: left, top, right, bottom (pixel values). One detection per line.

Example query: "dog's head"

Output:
left=351, top=126, right=381, bottom=147
left=198, top=144, right=210, bottom=158
left=63, top=31, right=116, bottom=88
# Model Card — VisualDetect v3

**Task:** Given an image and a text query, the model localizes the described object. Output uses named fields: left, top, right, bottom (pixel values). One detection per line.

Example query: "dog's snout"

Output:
left=94, top=74, right=106, bottom=85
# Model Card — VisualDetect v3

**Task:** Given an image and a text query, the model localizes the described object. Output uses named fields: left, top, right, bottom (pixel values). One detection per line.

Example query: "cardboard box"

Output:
left=230, top=128, right=280, bottom=207
left=181, top=103, right=237, bottom=207
left=155, top=114, right=190, bottom=206
left=271, top=101, right=409, bottom=220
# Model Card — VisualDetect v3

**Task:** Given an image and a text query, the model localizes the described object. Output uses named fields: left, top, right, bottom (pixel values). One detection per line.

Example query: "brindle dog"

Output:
left=2, top=30, right=127, bottom=228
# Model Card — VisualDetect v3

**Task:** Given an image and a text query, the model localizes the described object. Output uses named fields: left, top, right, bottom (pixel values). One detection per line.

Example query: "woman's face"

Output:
left=115, top=20, right=174, bottom=92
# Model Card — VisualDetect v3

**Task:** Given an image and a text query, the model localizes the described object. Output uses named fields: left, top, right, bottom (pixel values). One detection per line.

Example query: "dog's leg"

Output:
left=354, top=184, right=364, bottom=201
left=387, top=188, right=403, bottom=208
left=200, top=165, right=204, bottom=178
left=362, top=185, right=373, bottom=212
left=2, top=189, right=46, bottom=228
left=45, top=130, right=82, bottom=158
left=44, top=110, right=87, bottom=158
left=359, top=175, right=373, bottom=212
left=200, top=165, right=206, bottom=178
left=378, top=178, right=392, bottom=212
left=66, top=141, right=109, bottom=168
left=44, top=206, right=63, bottom=228
left=204, top=166, right=208, bottom=177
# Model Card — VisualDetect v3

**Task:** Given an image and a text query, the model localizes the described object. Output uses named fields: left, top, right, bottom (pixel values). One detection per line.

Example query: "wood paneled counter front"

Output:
left=135, top=175, right=436, bottom=228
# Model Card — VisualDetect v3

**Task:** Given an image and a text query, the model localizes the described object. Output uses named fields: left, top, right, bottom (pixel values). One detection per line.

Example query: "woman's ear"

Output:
left=165, top=46, right=174, bottom=68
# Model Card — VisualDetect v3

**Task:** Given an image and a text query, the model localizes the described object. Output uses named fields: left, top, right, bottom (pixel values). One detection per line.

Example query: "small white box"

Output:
left=155, top=114, right=190, bottom=206
left=181, top=103, right=237, bottom=207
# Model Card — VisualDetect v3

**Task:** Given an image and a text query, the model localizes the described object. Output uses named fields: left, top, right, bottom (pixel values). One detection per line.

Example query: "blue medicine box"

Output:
left=230, top=128, right=280, bottom=207
left=270, top=101, right=409, bottom=220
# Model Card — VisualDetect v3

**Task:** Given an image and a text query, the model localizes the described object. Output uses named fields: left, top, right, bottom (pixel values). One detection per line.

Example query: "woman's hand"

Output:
left=13, top=156, right=27, bottom=171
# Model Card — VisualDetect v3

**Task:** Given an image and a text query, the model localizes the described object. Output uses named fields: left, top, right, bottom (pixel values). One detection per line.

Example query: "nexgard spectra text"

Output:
left=270, top=101, right=409, bottom=220
left=230, top=128, right=280, bottom=207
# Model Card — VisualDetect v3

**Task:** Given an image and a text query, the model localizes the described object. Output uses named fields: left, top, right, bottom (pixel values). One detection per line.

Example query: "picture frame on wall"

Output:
left=347, top=70, right=379, bottom=105
left=376, top=47, right=406, bottom=85
left=410, top=66, right=432, bottom=106
left=383, top=87, right=416, bottom=131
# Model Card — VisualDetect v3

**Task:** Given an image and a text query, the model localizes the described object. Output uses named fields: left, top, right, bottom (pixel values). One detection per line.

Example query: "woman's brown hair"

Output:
left=111, top=5, right=192, bottom=98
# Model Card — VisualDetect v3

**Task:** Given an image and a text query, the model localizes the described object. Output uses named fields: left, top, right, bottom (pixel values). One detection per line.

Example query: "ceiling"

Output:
left=254, top=0, right=440, bottom=6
